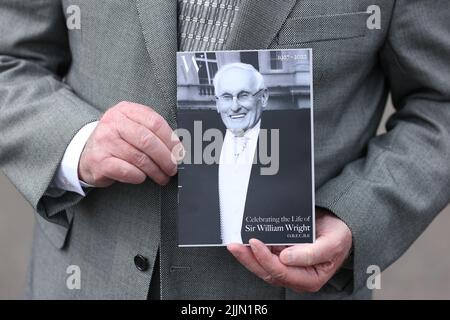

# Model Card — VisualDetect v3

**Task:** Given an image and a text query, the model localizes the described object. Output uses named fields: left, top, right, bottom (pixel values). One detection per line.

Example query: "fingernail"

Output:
left=281, top=249, right=293, bottom=264
left=286, top=250, right=293, bottom=264
left=321, top=261, right=334, bottom=271
left=249, top=239, right=258, bottom=253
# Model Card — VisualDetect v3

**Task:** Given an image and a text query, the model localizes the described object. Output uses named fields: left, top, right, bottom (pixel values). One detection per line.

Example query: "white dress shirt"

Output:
left=50, top=121, right=98, bottom=196
left=218, top=121, right=260, bottom=244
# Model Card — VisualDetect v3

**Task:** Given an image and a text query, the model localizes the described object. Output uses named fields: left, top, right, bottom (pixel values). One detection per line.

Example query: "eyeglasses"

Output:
left=215, top=88, right=265, bottom=105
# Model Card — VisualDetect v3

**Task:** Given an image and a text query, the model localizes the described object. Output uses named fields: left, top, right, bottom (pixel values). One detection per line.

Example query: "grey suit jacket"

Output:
left=0, top=0, right=449, bottom=299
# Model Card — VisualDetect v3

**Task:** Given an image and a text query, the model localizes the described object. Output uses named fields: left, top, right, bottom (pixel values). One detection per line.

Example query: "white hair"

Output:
left=213, top=62, right=266, bottom=91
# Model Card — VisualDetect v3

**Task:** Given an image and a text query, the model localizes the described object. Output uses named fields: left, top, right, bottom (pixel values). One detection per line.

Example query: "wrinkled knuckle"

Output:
left=262, top=275, right=274, bottom=284
left=133, top=151, right=148, bottom=168
left=140, top=132, right=157, bottom=151
left=119, top=165, right=131, bottom=178
left=100, top=112, right=112, bottom=125
left=101, top=108, right=118, bottom=124
left=324, top=259, right=336, bottom=271
left=115, top=101, right=130, bottom=111
left=148, top=113, right=164, bottom=132
left=89, top=151, right=104, bottom=166
left=272, top=272, right=287, bottom=282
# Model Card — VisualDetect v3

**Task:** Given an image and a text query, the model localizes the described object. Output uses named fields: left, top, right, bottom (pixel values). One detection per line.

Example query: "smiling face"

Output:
left=215, top=67, right=268, bottom=135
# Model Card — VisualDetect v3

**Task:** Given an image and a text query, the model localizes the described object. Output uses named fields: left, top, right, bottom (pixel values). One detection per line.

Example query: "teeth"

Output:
left=230, top=114, right=245, bottom=119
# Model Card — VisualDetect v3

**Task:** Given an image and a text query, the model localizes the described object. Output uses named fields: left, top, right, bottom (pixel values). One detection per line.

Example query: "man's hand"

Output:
left=78, top=101, right=183, bottom=187
left=227, top=208, right=352, bottom=293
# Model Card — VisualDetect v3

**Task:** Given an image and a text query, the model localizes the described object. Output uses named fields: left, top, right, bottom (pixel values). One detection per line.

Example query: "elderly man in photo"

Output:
left=214, top=63, right=269, bottom=244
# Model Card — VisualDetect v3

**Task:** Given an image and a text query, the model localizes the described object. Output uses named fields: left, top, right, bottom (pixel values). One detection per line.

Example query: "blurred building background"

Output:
left=177, top=50, right=312, bottom=110
left=0, top=99, right=449, bottom=299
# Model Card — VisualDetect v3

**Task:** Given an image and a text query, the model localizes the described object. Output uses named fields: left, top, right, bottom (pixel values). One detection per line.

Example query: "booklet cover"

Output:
left=176, top=48, right=314, bottom=247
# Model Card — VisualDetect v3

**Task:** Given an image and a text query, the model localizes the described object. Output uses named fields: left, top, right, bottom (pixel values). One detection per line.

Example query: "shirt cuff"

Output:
left=50, top=121, right=98, bottom=196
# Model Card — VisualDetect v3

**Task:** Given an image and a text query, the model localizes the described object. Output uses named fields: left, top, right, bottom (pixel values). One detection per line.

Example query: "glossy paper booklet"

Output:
left=176, top=48, right=315, bottom=247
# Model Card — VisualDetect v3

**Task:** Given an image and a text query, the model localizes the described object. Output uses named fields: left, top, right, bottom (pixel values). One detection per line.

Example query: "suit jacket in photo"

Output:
left=178, top=109, right=313, bottom=246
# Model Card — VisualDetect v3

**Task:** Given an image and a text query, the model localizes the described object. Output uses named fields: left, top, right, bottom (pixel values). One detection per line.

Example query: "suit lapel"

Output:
left=135, top=0, right=178, bottom=111
left=225, top=0, right=297, bottom=50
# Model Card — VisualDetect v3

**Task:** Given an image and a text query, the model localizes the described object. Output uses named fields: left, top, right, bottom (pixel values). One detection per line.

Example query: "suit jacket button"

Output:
left=134, top=254, right=149, bottom=272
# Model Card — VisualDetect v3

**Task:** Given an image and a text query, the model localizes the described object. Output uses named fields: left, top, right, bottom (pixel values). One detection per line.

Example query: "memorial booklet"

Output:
left=176, top=48, right=314, bottom=247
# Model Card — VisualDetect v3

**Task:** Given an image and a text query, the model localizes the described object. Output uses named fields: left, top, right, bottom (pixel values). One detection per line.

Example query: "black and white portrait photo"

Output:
left=177, top=49, right=314, bottom=246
